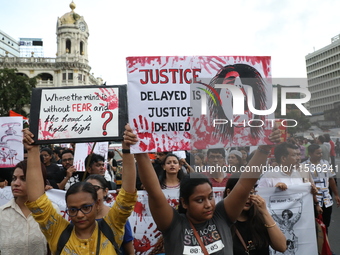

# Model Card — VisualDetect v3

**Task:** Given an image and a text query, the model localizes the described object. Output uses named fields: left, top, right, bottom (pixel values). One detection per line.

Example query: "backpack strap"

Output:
left=56, top=223, right=74, bottom=255
left=98, top=219, right=122, bottom=255
left=56, top=220, right=121, bottom=255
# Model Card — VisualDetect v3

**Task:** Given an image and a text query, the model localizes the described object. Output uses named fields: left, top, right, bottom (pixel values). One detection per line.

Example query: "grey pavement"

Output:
left=328, top=157, right=340, bottom=254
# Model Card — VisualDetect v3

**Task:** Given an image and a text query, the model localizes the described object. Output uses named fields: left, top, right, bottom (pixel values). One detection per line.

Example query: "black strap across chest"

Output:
left=55, top=220, right=121, bottom=255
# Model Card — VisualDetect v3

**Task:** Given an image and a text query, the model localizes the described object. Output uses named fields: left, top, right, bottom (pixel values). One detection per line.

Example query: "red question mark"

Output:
left=101, top=111, right=113, bottom=136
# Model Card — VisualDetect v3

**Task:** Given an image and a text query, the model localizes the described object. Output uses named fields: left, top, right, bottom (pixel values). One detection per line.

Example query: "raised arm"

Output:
left=121, top=125, right=137, bottom=194
left=180, top=158, right=195, bottom=173
left=251, top=194, right=287, bottom=252
left=124, top=125, right=173, bottom=232
left=23, top=128, right=45, bottom=202
left=224, top=128, right=281, bottom=222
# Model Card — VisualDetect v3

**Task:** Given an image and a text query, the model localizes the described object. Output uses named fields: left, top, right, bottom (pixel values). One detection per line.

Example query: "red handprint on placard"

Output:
left=39, top=119, right=57, bottom=139
left=132, top=116, right=192, bottom=152
left=191, top=115, right=220, bottom=149
left=155, top=117, right=191, bottom=152
left=162, top=132, right=191, bottom=152
left=133, top=115, right=156, bottom=152
left=95, top=88, right=118, bottom=110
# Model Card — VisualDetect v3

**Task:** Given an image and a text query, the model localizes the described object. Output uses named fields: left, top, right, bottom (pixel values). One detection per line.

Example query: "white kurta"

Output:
left=0, top=198, right=48, bottom=255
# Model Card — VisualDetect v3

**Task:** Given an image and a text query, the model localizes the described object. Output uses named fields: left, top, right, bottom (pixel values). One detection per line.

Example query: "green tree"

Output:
left=0, top=68, right=37, bottom=116
left=282, top=111, right=312, bottom=135
left=324, top=105, right=340, bottom=127
left=274, top=84, right=311, bottom=135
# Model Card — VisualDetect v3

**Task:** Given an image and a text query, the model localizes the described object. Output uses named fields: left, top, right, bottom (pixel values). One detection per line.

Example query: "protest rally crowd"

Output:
left=0, top=125, right=339, bottom=255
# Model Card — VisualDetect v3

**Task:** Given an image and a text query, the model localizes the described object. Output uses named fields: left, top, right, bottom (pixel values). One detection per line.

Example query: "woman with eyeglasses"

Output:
left=23, top=127, right=137, bottom=255
left=86, top=174, right=135, bottom=255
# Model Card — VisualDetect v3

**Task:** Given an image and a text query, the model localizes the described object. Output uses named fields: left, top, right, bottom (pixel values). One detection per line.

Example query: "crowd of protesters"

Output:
left=0, top=127, right=339, bottom=254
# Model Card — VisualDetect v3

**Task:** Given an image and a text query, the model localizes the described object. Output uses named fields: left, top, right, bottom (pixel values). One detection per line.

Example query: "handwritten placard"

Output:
left=29, top=85, right=127, bottom=144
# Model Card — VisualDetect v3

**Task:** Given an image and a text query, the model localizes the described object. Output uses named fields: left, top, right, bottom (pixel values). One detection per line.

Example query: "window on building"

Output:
left=68, top=73, right=73, bottom=80
left=80, top=41, right=84, bottom=55
left=66, top=39, right=71, bottom=53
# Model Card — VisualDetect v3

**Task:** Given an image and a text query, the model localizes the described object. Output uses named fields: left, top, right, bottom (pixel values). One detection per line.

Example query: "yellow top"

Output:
left=26, top=188, right=137, bottom=255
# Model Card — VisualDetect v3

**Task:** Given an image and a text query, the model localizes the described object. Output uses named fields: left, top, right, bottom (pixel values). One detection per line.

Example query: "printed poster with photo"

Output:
left=0, top=117, right=23, bottom=167
left=127, top=56, right=277, bottom=153
left=29, top=85, right=128, bottom=144
left=257, top=184, right=318, bottom=255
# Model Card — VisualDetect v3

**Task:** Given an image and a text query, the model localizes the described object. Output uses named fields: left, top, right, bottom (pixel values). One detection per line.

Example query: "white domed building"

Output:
left=0, top=1, right=103, bottom=87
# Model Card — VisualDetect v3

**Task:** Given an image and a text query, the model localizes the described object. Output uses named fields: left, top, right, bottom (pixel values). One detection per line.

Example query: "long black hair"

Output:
left=224, top=174, right=270, bottom=249
left=159, top=153, right=184, bottom=188
left=85, top=174, right=110, bottom=200
left=208, top=64, right=267, bottom=140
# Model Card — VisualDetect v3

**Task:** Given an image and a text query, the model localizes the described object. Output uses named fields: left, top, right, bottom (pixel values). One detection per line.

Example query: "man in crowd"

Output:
left=58, top=149, right=81, bottom=191
left=302, top=144, right=340, bottom=233
left=84, top=153, right=116, bottom=190
left=257, top=142, right=303, bottom=189
left=206, top=148, right=229, bottom=187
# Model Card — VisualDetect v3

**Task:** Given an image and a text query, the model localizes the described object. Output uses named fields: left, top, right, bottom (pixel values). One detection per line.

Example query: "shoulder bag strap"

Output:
left=96, top=225, right=101, bottom=255
left=188, top=220, right=209, bottom=255
left=56, top=223, right=74, bottom=255
left=98, top=219, right=122, bottom=255
left=235, top=228, right=249, bottom=255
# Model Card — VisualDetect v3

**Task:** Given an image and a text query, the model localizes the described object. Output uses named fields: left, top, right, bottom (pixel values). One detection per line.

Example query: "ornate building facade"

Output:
left=0, top=1, right=102, bottom=87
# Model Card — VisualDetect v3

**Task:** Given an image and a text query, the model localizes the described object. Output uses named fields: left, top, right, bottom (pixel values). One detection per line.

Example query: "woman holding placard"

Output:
left=23, top=128, right=137, bottom=255
left=124, top=124, right=281, bottom=254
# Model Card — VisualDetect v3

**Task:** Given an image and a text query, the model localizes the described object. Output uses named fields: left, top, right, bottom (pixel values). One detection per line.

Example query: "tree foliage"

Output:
left=274, top=84, right=311, bottom=135
left=0, top=68, right=37, bottom=116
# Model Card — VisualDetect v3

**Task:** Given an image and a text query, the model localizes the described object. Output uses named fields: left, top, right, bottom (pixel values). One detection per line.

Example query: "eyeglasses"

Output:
left=62, top=158, right=74, bottom=162
left=93, top=185, right=104, bottom=191
left=208, top=155, right=224, bottom=160
left=66, top=203, right=95, bottom=217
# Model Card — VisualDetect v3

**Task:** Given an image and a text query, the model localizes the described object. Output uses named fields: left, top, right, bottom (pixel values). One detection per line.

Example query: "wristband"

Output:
left=122, top=149, right=131, bottom=154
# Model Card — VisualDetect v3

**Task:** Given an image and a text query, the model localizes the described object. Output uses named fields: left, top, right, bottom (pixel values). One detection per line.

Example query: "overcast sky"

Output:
left=1, top=0, right=339, bottom=85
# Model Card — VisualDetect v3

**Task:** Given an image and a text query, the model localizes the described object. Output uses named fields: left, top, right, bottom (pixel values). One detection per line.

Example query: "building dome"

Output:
left=59, top=1, right=80, bottom=25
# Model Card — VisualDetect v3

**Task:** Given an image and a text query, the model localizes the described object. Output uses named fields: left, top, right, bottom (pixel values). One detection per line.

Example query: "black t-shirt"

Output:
left=111, top=159, right=118, bottom=167
left=233, top=221, right=269, bottom=255
left=46, top=163, right=64, bottom=189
